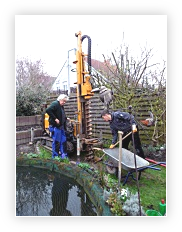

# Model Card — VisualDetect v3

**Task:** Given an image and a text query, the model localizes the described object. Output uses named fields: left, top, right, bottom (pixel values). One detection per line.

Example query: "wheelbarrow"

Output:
left=102, top=147, right=162, bottom=185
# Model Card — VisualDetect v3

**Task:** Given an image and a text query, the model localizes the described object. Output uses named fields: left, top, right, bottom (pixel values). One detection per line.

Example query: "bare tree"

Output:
left=16, top=58, right=55, bottom=91
left=92, top=46, right=166, bottom=145
left=16, top=58, right=56, bottom=116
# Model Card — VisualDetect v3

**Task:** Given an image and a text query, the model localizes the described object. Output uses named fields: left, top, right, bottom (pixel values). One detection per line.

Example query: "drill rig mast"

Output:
left=74, top=31, right=100, bottom=154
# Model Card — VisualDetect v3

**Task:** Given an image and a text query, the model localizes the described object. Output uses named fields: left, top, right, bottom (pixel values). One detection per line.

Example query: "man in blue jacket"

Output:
left=46, top=94, right=69, bottom=159
left=101, top=109, right=145, bottom=159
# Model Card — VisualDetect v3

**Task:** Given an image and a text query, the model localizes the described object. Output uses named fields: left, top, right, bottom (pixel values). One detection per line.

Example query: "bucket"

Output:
left=146, top=210, right=162, bottom=216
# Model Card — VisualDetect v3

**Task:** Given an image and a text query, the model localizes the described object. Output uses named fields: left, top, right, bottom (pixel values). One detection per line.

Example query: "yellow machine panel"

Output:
left=44, top=113, right=49, bottom=129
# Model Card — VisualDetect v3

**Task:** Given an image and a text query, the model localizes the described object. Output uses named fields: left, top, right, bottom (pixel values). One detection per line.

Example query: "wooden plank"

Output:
left=16, top=117, right=20, bottom=127
left=16, top=130, right=30, bottom=140
left=16, top=128, right=43, bottom=145
left=34, top=128, right=43, bottom=137
left=28, top=116, right=34, bottom=125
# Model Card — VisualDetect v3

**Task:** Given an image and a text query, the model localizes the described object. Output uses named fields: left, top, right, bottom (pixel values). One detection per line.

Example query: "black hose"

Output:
left=81, top=35, right=92, bottom=74
left=129, top=106, right=142, bottom=216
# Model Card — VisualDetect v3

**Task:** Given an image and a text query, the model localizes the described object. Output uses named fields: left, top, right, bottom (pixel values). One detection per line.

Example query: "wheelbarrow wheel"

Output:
left=106, top=160, right=117, bottom=175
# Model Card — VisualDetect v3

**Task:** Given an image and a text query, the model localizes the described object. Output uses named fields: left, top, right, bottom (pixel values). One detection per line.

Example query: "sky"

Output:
left=15, top=15, right=167, bottom=78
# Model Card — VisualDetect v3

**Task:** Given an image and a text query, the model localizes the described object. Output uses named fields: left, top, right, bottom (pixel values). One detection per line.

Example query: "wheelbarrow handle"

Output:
left=112, top=131, right=132, bottom=148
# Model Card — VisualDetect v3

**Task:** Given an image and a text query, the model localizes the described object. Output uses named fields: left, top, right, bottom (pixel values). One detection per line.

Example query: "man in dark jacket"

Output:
left=46, top=94, right=69, bottom=159
left=101, top=109, right=145, bottom=159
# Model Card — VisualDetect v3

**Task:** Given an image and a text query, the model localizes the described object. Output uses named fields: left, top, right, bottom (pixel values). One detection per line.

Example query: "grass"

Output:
left=38, top=147, right=52, bottom=159
left=122, top=166, right=166, bottom=212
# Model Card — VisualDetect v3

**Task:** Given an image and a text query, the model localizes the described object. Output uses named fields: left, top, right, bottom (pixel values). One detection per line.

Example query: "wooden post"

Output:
left=118, top=131, right=123, bottom=187
left=30, top=127, right=34, bottom=144
left=77, top=134, right=80, bottom=157
left=76, top=121, right=80, bottom=164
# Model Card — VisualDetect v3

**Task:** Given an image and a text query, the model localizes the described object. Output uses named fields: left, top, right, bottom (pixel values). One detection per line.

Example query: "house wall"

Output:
left=52, top=52, right=77, bottom=92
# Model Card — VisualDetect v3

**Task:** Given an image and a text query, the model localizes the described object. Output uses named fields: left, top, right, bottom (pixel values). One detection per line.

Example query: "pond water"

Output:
left=16, top=166, right=97, bottom=216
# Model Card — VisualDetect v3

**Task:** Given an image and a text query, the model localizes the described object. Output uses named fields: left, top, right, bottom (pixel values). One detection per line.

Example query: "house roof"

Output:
left=85, top=58, right=117, bottom=77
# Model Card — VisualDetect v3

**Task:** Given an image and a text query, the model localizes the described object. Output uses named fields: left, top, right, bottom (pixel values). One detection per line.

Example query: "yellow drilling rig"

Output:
left=38, top=31, right=102, bottom=157
left=73, top=31, right=102, bottom=155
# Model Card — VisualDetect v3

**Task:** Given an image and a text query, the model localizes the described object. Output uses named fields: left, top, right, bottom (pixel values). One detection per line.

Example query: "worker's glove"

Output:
left=109, top=144, right=115, bottom=149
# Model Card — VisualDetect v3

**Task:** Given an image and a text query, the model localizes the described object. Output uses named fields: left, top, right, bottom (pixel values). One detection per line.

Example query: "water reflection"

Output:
left=16, top=166, right=97, bottom=216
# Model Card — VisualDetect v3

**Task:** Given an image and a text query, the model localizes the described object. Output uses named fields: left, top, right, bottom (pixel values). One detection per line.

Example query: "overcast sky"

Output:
left=15, top=15, right=167, bottom=77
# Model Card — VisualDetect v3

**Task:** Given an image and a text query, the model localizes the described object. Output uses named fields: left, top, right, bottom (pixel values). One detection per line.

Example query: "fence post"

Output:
left=30, top=127, right=34, bottom=144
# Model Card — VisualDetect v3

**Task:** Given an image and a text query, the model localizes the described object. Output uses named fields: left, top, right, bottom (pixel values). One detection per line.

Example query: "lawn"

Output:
left=122, top=165, right=166, bottom=212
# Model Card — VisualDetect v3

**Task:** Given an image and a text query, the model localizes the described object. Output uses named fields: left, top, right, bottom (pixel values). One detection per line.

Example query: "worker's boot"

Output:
left=61, top=153, right=68, bottom=159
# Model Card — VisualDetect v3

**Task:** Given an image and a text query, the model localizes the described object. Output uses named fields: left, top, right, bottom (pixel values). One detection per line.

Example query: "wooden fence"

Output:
left=49, top=93, right=166, bottom=145
left=16, top=91, right=166, bottom=146
left=16, top=115, right=42, bottom=127
left=16, top=115, right=42, bottom=145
